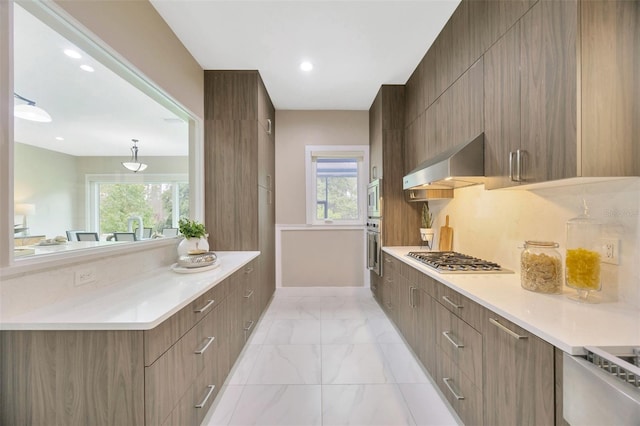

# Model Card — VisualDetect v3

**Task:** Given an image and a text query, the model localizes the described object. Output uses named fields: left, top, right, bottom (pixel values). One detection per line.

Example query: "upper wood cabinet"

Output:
left=204, top=70, right=275, bottom=251
left=484, top=0, right=638, bottom=189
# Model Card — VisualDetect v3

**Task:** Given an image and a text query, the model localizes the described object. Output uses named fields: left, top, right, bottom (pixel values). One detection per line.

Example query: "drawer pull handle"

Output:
left=442, top=331, right=464, bottom=348
left=195, top=385, right=216, bottom=408
left=243, top=320, right=255, bottom=332
left=243, top=290, right=254, bottom=299
left=384, top=258, right=392, bottom=263
left=409, top=286, right=417, bottom=308
left=442, top=378, right=465, bottom=400
left=245, top=267, right=254, bottom=274
left=489, top=318, right=528, bottom=340
left=194, top=299, right=215, bottom=313
left=194, top=336, right=215, bottom=354
left=442, top=295, right=463, bottom=310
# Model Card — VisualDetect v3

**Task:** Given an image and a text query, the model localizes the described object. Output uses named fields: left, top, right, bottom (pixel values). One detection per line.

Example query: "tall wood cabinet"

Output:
left=204, top=70, right=276, bottom=313
left=369, top=85, right=422, bottom=247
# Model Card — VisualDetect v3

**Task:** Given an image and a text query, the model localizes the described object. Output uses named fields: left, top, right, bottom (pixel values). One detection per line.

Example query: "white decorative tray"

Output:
left=171, top=261, right=220, bottom=274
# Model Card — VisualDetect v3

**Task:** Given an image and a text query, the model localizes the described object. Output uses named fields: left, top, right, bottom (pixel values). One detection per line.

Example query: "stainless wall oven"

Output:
left=367, top=218, right=381, bottom=275
left=367, top=179, right=381, bottom=218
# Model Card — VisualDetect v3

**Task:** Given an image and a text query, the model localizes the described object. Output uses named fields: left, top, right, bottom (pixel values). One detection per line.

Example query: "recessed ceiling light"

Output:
left=55, top=136, right=64, bottom=141
left=300, top=61, right=313, bottom=72
left=80, top=64, right=95, bottom=72
left=64, top=49, right=81, bottom=59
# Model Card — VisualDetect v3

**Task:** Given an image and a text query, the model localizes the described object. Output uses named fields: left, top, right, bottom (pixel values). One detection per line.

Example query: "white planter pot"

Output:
left=177, top=236, right=210, bottom=256
left=420, top=228, right=434, bottom=248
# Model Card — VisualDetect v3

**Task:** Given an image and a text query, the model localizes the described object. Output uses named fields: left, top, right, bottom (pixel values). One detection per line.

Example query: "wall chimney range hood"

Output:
left=403, top=134, right=484, bottom=201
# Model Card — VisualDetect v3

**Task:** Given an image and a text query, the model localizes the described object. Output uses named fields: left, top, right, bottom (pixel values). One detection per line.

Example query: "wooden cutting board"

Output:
left=439, top=215, right=453, bottom=251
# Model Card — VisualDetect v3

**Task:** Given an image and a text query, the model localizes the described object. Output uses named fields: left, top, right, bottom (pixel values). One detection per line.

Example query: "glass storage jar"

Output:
left=520, top=241, right=563, bottom=294
left=566, top=204, right=602, bottom=302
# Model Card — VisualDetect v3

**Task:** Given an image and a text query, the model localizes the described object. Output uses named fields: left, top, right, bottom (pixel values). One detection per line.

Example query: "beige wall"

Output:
left=275, top=110, right=369, bottom=287
left=281, top=229, right=364, bottom=287
left=275, top=110, right=369, bottom=224
left=53, top=0, right=204, bottom=119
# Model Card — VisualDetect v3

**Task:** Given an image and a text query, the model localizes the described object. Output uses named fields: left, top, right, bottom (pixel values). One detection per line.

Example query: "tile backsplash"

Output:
left=427, top=178, right=640, bottom=308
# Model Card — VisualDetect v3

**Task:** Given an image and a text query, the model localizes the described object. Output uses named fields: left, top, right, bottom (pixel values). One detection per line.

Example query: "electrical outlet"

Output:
left=75, top=267, right=97, bottom=286
left=600, top=238, right=620, bottom=265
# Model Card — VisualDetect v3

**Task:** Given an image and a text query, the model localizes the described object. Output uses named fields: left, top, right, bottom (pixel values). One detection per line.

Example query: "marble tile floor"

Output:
left=201, top=287, right=461, bottom=426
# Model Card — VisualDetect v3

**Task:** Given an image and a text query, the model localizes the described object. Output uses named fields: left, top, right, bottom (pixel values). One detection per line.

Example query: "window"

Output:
left=305, top=146, right=368, bottom=225
left=88, top=175, right=188, bottom=236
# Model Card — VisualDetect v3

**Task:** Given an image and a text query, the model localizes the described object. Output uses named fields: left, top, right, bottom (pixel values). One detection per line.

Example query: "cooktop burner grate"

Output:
left=407, top=251, right=512, bottom=274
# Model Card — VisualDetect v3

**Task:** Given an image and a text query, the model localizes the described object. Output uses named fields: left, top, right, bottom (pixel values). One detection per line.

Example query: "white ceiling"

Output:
left=150, top=0, right=461, bottom=110
left=13, top=1, right=461, bottom=157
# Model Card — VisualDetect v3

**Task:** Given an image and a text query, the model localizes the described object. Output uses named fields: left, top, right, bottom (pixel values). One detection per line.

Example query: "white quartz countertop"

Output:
left=0, top=251, right=259, bottom=331
left=383, top=247, right=640, bottom=355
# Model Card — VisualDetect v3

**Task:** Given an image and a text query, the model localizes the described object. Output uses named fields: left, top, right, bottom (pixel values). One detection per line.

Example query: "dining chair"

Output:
left=75, top=232, right=99, bottom=241
left=143, top=227, right=153, bottom=238
left=162, top=228, right=179, bottom=237
left=114, top=232, right=137, bottom=241
left=66, top=230, right=83, bottom=241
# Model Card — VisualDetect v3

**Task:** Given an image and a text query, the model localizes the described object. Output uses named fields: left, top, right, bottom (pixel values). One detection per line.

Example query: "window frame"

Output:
left=304, top=145, right=369, bottom=226
left=87, top=173, right=188, bottom=234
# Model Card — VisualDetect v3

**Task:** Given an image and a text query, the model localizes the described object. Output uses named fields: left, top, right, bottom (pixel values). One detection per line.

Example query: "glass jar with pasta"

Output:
left=521, top=241, right=563, bottom=294
left=566, top=202, right=602, bottom=303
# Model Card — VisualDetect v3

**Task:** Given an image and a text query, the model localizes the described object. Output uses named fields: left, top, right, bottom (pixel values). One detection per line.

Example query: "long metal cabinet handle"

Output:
left=489, top=318, right=528, bottom=340
left=515, top=149, right=522, bottom=182
left=442, top=378, right=465, bottom=400
left=194, top=336, right=215, bottom=354
left=442, top=331, right=465, bottom=348
left=266, top=118, right=272, bottom=135
left=244, top=290, right=254, bottom=299
left=509, top=151, right=515, bottom=181
left=195, top=385, right=216, bottom=408
left=243, top=320, right=255, bottom=332
left=442, top=295, right=463, bottom=310
left=410, top=286, right=417, bottom=308
left=194, top=299, right=215, bottom=313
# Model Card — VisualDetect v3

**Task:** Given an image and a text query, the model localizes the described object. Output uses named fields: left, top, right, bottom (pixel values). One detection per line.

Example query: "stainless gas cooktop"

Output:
left=407, top=251, right=513, bottom=274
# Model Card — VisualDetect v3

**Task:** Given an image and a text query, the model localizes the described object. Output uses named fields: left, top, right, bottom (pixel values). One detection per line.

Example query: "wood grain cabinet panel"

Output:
left=483, top=20, right=521, bottom=190
left=435, top=302, right=483, bottom=385
left=435, top=281, right=484, bottom=332
left=482, top=311, right=555, bottom=426
left=437, top=351, right=483, bottom=426
left=416, top=289, right=436, bottom=376
left=0, top=330, right=144, bottom=426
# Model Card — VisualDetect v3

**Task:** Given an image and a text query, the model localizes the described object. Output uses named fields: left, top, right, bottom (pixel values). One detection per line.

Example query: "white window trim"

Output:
left=86, top=173, right=188, bottom=232
left=305, top=145, right=369, bottom=226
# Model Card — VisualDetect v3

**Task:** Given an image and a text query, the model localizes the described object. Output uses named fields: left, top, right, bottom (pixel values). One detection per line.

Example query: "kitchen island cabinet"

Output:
left=0, top=252, right=263, bottom=426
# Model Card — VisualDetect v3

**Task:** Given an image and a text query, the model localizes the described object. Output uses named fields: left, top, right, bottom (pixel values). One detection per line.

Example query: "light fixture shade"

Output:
left=14, top=104, right=52, bottom=122
left=122, top=162, right=148, bottom=172
left=15, top=203, right=36, bottom=216
left=122, top=139, right=147, bottom=173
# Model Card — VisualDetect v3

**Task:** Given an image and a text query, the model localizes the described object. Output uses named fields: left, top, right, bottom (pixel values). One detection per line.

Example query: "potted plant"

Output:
left=177, top=218, right=210, bottom=255
left=420, top=202, right=435, bottom=249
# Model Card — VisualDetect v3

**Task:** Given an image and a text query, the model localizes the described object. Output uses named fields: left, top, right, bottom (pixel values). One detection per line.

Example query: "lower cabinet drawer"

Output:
left=146, top=305, right=219, bottom=425
left=162, top=367, right=219, bottom=426
left=435, top=302, right=483, bottom=385
left=437, top=351, right=483, bottom=426
left=435, top=282, right=484, bottom=331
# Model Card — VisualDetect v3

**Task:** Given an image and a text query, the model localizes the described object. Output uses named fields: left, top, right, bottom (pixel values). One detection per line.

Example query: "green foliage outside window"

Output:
left=316, top=176, right=358, bottom=220
left=99, top=184, right=154, bottom=233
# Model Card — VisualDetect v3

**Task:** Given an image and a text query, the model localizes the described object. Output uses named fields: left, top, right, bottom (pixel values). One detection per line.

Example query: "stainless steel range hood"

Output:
left=403, top=134, right=484, bottom=199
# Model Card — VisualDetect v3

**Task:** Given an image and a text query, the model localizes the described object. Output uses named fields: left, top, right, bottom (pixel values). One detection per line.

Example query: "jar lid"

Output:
left=524, top=240, right=559, bottom=248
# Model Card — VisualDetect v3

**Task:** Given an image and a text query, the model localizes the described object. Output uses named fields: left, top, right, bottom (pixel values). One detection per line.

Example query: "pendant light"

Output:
left=122, top=139, right=148, bottom=172
left=13, top=93, right=52, bottom=123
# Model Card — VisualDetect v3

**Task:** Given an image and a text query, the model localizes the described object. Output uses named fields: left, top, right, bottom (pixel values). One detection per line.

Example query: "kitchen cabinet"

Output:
left=484, top=0, right=638, bottom=189
left=378, top=253, right=557, bottom=426
left=0, top=263, right=261, bottom=426
left=482, top=310, right=555, bottom=426
left=204, top=70, right=276, bottom=315
left=368, top=85, right=421, bottom=249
